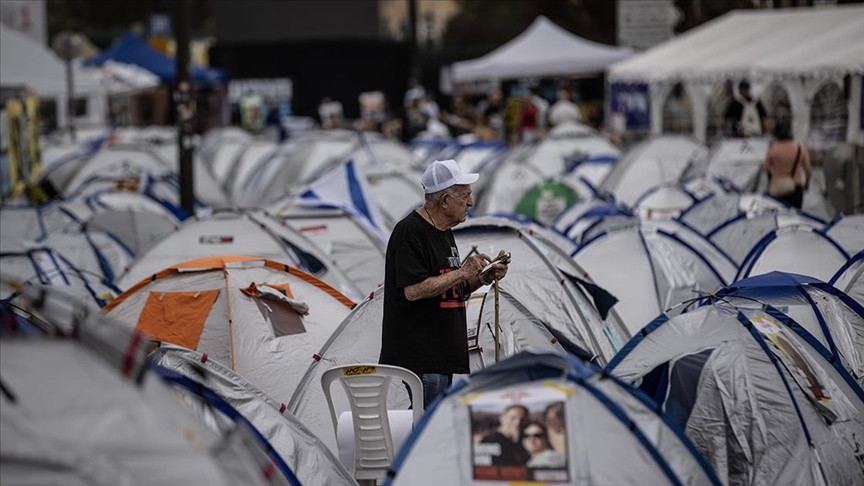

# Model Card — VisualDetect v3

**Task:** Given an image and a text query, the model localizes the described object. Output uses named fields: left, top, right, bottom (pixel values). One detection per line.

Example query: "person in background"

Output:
left=522, top=422, right=566, bottom=468
left=480, top=405, right=530, bottom=466
left=762, top=119, right=811, bottom=209
left=379, top=159, right=509, bottom=409
left=722, top=80, right=767, bottom=138
left=442, top=94, right=475, bottom=137
left=517, top=90, right=539, bottom=143
left=548, top=88, right=582, bottom=127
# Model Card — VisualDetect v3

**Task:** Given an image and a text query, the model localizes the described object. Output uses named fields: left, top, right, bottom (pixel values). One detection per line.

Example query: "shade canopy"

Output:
left=451, top=16, right=632, bottom=83
left=609, top=5, right=864, bottom=83
left=84, top=33, right=228, bottom=85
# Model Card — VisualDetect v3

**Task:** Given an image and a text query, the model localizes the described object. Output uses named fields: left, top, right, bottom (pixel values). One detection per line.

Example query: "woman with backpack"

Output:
left=762, top=119, right=812, bottom=209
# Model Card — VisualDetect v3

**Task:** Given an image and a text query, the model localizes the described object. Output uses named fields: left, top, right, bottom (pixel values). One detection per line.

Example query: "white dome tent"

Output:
left=1, top=285, right=291, bottom=486
left=386, top=352, right=720, bottom=486
left=718, top=271, right=864, bottom=385
left=104, top=256, right=354, bottom=408
left=114, top=209, right=360, bottom=300
left=599, top=136, right=708, bottom=208
left=455, top=216, right=629, bottom=361
left=572, top=224, right=737, bottom=334
left=606, top=302, right=864, bottom=486
left=823, top=214, right=864, bottom=255
left=736, top=224, right=850, bottom=282
left=151, top=345, right=357, bottom=486
left=831, top=251, right=863, bottom=306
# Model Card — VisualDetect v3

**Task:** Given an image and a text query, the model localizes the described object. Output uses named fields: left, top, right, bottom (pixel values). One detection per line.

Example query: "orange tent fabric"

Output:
left=135, top=290, right=220, bottom=349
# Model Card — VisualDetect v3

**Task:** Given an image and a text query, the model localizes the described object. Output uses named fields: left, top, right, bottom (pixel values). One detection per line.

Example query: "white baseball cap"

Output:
left=421, top=159, right=480, bottom=194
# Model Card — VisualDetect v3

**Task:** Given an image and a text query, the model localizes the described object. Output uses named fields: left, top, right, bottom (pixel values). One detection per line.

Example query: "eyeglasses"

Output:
left=523, top=432, right=545, bottom=439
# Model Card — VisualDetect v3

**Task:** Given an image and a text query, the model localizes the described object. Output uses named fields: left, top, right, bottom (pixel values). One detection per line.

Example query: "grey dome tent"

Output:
left=572, top=223, right=737, bottom=334
left=607, top=302, right=864, bottom=486
left=386, top=352, right=720, bottom=486
left=736, top=224, right=849, bottom=282
left=719, top=271, right=864, bottom=386
left=1, top=285, right=293, bottom=486
left=151, top=345, right=356, bottom=486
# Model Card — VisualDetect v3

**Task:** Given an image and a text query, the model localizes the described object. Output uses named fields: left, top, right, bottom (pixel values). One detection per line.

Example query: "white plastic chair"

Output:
left=321, top=364, right=423, bottom=485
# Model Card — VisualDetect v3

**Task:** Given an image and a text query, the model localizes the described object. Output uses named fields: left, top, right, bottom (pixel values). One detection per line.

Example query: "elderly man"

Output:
left=379, top=159, right=509, bottom=409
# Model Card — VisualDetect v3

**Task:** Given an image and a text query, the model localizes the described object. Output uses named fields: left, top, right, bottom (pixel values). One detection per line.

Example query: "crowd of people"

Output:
left=315, top=83, right=605, bottom=146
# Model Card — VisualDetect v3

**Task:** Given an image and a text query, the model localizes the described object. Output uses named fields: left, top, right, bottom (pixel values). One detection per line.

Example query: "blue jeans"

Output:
left=406, top=373, right=452, bottom=410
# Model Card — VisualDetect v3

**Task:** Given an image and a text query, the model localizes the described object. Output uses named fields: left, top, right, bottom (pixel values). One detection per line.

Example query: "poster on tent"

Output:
left=469, top=386, right=569, bottom=483
left=749, top=313, right=833, bottom=406
left=610, top=82, right=650, bottom=132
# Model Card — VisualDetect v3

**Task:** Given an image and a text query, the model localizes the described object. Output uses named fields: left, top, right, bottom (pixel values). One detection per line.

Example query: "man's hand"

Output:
left=484, top=250, right=509, bottom=281
left=461, top=254, right=490, bottom=280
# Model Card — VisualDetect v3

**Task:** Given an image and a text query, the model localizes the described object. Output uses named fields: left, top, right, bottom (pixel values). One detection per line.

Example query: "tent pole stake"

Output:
left=494, top=277, right=500, bottom=363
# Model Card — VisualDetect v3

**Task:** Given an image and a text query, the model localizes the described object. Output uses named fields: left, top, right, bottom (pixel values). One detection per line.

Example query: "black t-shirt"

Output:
left=379, top=211, right=470, bottom=375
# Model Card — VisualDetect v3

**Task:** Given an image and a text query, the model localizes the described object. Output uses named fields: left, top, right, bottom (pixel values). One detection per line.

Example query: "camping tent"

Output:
left=269, top=201, right=386, bottom=295
left=478, top=129, right=620, bottom=218
left=824, top=214, right=864, bottom=255
left=387, top=352, right=720, bottom=486
left=104, top=256, right=354, bottom=408
left=455, top=216, right=629, bottom=361
left=599, top=136, right=708, bottom=208
left=831, top=251, right=864, bottom=308
left=718, top=271, right=864, bottom=385
left=451, top=16, right=632, bottom=82
left=114, top=210, right=361, bottom=300
left=607, top=302, right=864, bottom=486
left=84, top=32, right=228, bottom=85
left=572, top=224, right=737, bottom=334
left=0, top=24, right=106, bottom=127
left=700, top=211, right=825, bottom=267
left=151, top=345, right=357, bottom=486
left=607, top=6, right=864, bottom=144
left=0, top=248, right=121, bottom=307
left=0, top=286, right=289, bottom=486
left=60, top=192, right=181, bottom=254
left=736, top=224, right=849, bottom=282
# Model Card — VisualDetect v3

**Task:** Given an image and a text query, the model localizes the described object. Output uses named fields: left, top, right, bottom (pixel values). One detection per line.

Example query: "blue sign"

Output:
left=149, top=14, right=172, bottom=37
left=610, top=82, right=651, bottom=131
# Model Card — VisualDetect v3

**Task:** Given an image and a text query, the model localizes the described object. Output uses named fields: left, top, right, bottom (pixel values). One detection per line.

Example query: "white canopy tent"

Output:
left=0, top=24, right=106, bottom=128
left=451, top=16, right=632, bottom=83
left=608, top=6, right=864, bottom=144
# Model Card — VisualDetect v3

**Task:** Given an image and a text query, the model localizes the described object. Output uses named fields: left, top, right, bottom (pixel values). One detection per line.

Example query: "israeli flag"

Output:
left=296, top=160, right=388, bottom=245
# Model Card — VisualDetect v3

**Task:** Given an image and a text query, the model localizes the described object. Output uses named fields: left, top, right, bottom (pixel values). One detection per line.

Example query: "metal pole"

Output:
left=64, top=39, right=76, bottom=142
left=175, top=0, right=195, bottom=216
left=407, top=0, right=419, bottom=83
left=494, top=277, right=500, bottom=363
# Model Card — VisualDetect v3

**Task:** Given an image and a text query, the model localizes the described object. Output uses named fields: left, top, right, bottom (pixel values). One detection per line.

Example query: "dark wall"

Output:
left=211, top=40, right=410, bottom=120
left=213, top=0, right=380, bottom=43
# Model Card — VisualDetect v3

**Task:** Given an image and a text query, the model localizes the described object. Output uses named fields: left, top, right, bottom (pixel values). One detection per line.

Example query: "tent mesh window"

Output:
left=808, top=82, right=848, bottom=152
left=662, top=83, right=694, bottom=135
left=706, top=82, right=733, bottom=145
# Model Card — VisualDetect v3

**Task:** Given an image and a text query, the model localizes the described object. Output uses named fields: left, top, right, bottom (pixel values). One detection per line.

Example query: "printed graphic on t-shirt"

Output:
left=440, top=246, right=466, bottom=308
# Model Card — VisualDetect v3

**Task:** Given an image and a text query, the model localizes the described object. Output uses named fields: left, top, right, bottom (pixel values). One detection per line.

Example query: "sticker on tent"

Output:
left=299, top=224, right=329, bottom=236
left=199, top=235, right=234, bottom=244
left=469, top=386, right=569, bottom=482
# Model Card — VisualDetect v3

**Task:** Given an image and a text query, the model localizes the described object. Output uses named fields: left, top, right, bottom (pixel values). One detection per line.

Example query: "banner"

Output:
left=610, top=82, right=651, bottom=131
